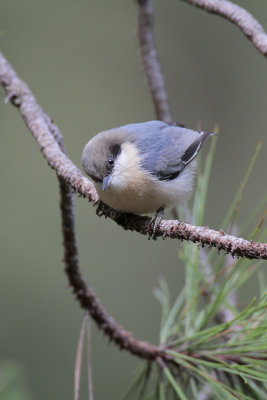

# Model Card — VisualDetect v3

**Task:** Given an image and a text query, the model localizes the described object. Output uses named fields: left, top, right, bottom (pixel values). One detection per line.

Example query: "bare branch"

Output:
left=59, top=175, right=172, bottom=362
left=0, top=51, right=266, bottom=260
left=137, top=0, right=179, bottom=219
left=137, top=0, right=173, bottom=122
left=181, top=0, right=267, bottom=57
left=0, top=52, right=173, bottom=362
left=2, top=49, right=265, bottom=371
left=98, top=201, right=267, bottom=260
left=55, top=141, right=165, bottom=362
left=1, top=0, right=265, bottom=386
left=58, top=174, right=168, bottom=362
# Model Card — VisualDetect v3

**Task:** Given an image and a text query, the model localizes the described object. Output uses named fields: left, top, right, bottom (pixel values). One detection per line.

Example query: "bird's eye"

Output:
left=108, top=158, right=114, bottom=166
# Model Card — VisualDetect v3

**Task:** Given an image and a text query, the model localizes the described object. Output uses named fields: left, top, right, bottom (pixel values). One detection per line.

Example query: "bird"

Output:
left=81, top=120, right=213, bottom=233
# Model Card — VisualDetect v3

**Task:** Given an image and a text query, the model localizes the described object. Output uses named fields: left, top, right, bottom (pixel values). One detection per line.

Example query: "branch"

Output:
left=58, top=178, right=167, bottom=362
left=0, top=51, right=266, bottom=261
left=181, top=0, right=267, bottom=57
left=1, top=48, right=266, bottom=367
left=0, top=53, right=171, bottom=362
left=1, top=1, right=265, bottom=388
left=137, top=0, right=180, bottom=221
left=137, top=0, right=173, bottom=122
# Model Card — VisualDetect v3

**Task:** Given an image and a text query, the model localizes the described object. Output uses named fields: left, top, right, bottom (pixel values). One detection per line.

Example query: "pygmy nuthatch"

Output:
left=82, top=121, right=213, bottom=222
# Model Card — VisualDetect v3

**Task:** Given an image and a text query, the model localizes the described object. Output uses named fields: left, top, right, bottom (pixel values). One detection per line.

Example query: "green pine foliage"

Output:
left=122, top=135, right=267, bottom=400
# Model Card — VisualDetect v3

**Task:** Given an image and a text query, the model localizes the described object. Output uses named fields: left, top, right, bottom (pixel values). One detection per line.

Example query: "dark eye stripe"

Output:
left=110, top=144, right=121, bottom=158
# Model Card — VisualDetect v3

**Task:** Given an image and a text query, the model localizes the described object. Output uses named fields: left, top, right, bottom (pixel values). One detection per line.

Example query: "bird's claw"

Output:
left=148, top=207, right=164, bottom=240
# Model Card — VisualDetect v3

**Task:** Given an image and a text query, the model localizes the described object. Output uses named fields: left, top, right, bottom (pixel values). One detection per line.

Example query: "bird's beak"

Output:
left=102, top=174, right=112, bottom=191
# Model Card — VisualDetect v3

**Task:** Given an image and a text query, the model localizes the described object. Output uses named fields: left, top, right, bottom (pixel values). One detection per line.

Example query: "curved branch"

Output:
left=1, top=0, right=265, bottom=379
left=0, top=51, right=266, bottom=260
left=181, top=0, right=267, bottom=57
left=1, top=54, right=171, bottom=362
left=59, top=178, right=167, bottom=362
left=137, top=0, right=173, bottom=122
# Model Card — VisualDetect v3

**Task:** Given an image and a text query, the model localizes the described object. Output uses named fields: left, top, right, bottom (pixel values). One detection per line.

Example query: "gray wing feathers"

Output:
left=126, top=122, right=212, bottom=181
left=181, top=131, right=212, bottom=167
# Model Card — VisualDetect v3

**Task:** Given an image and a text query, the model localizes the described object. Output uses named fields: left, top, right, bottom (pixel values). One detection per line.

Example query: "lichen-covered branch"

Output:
left=181, top=0, right=267, bottom=57
left=59, top=178, right=167, bottom=362
left=137, top=0, right=173, bottom=122
left=0, top=0, right=266, bottom=383
left=0, top=52, right=172, bottom=362
left=0, top=51, right=266, bottom=260
left=97, top=202, right=267, bottom=259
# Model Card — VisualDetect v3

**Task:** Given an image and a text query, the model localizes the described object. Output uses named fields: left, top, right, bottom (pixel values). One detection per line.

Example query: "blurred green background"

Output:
left=0, top=0, right=266, bottom=398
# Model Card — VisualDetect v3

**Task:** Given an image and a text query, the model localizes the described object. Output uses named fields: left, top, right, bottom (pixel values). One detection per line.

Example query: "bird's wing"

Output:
left=126, top=122, right=212, bottom=181
left=180, top=131, right=212, bottom=166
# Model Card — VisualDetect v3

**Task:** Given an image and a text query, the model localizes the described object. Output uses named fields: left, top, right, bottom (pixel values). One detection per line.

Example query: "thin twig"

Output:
left=137, top=0, right=173, bottom=122
left=85, top=314, right=94, bottom=400
left=137, top=0, right=179, bottom=220
left=74, top=315, right=87, bottom=400
left=181, top=0, right=267, bottom=57
left=0, top=52, right=266, bottom=261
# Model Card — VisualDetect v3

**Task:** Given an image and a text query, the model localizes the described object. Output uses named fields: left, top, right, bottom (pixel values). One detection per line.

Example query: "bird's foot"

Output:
left=148, top=207, right=164, bottom=240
